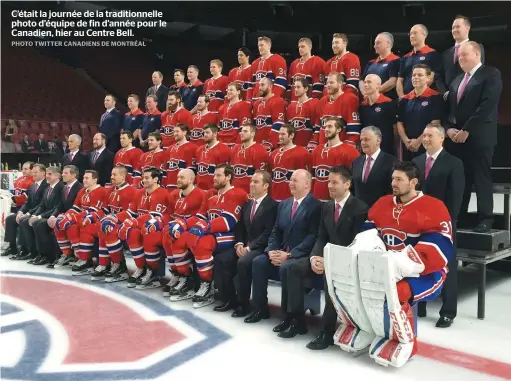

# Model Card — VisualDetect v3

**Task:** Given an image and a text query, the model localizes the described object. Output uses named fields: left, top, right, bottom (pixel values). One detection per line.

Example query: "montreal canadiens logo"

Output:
left=272, top=167, right=289, bottom=183
left=290, top=117, right=307, bottom=131
left=197, top=162, right=210, bottom=175
left=163, top=126, right=173, bottom=134
left=220, top=118, right=235, bottom=131
left=233, top=164, right=249, bottom=177
left=314, top=165, right=330, bottom=182
left=190, top=128, right=203, bottom=139
left=375, top=107, right=382, bottom=112
left=167, top=159, right=180, bottom=170
left=380, top=228, right=407, bottom=250
left=419, top=56, right=426, bottom=61
left=254, top=117, right=267, bottom=129
left=254, top=71, right=268, bottom=81
left=421, top=101, right=429, bottom=106
left=0, top=271, right=228, bottom=381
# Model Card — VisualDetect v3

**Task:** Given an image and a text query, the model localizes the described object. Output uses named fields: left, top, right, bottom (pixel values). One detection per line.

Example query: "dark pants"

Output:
left=5, top=214, right=30, bottom=252
left=236, top=249, right=265, bottom=305
left=19, top=217, right=37, bottom=255
left=32, top=218, right=60, bottom=261
left=214, top=248, right=238, bottom=302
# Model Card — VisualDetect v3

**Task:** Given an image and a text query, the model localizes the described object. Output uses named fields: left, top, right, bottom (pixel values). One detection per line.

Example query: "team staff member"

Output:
left=125, top=94, right=145, bottom=140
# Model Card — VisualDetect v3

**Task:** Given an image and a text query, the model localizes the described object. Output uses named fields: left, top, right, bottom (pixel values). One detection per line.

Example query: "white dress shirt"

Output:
left=458, top=62, right=482, bottom=92
left=362, top=148, right=381, bottom=180
left=426, top=147, right=443, bottom=162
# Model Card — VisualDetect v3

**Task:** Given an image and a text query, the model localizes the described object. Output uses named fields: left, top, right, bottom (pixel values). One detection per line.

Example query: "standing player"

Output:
left=160, top=91, right=193, bottom=148
left=228, top=47, right=252, bottom=101
left=218, top=82, right=252, bottom=147
left=249, top=36, right=287, bottom=101
left=134, top=132, right=167, bottom=187
left=269, top=125, right=312, bottom=202
left=124, top=94, right=145, bottom=136
left=324, top=33, right=361, bottom=95
left=252, top=77, right=286, bottom=152
left=312, top=117, right=360, bottom=201
left=195, top=124, right=232, bottom=191
left=288, top=37, right=326, bottom=101
left=11, top=161, right=34, bottom=208
left=162, top=124, right=197, bottom=191
left=201, top=59, right=230, bottom=113
left=167, top=164, right=248, bottom=308
left=286, top=78, right=320, bottom=151
left=113, top=131, right=144, bottom=185
left=230, top=123, right=269, bottom=193
left=190, top=95, right=218, bottom=145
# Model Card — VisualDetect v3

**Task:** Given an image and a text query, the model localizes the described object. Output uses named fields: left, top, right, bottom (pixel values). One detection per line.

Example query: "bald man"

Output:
left=359, top=74, right=397, bottom=154
left=246, top=169, right=322, bottom=335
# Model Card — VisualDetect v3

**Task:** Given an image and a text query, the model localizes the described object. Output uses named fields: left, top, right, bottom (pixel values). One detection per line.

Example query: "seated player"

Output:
left=114, top=131, right=144, bottom=185
left=54, top=170, right=108, bottom=274
left=101, top=168, right=170, bottom=288
left=167, top=164, right=248, bottom=308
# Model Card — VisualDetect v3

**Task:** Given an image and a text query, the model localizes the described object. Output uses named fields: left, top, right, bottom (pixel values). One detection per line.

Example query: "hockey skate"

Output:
left=169, top=276, right=195, bottom=302
left=136, top=267, right=161, bottom=290
left=162, top=273, right=180, bottom=297
left=54, top=254, right=74, bottom=269
left=90, top=265, right=109, bottom=281
left=104, top=262, right=129, bottom=283
left=192, top=281, right=214, bottom=309
left=127, top=267, right=145, bottom=288
left=71, top=259, right=94, bottom=276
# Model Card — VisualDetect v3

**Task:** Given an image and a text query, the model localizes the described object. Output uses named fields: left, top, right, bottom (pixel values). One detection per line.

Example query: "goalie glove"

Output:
left=82, top=212, right=100, bottom=227
left=392, top=245, right=425, bottom=281
left=168, top=218, right=187, bottom=240
left=144, top=217, right=163, bottom=234
left=118, top=217, right=138, bottom=241
left=188, top=219, right=211, bottom=238
left=100, top=215, right=118, bottom=234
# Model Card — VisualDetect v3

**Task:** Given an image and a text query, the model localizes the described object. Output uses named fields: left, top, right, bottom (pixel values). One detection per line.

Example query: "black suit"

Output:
left=285, top=195, right=368, bottom=325
left=34, top=139, right=49, bottom=152
left=62, top=151, right=90, bottom=182
left=146, top=84, right=169, bottom=113
left=59, top=181, right=84, bottom=214
left=413, top=149, right=465, bottom=319
left=442, top=43, right=485, bottom=89
left=89, top=148, right=114, bottom=186
left=445, top=65, right=502, bottom=226
left=214, top=195, right=278, bottom=304
left=99, top=109, right=123, bottom=153
left=351, top=151, right=396, bottom=208
left=21, top=140, right=34, bottom=153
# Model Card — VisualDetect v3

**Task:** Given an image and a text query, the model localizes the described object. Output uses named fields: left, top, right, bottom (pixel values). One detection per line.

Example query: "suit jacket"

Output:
left=352, top=151, right=396, bottom=208
left=32, top=181, right=65, bottom=218
left=99, top=108, right=123, bottom=153
left=310, top=194, right=369, bottom=258
left=442, top=43, right=485, bottom=89
left=235, top=195, right=278, bottom=253
left=34, top=139, right=49, bottom=152
left=59, top=181, right=84, bottom=214
left=20, top=180, right=49, bottom=214
left=445, top=65, right=503, bottom=147
left=89, top=148, right=114, bottom=186
left=412, top=149, right=465, bottom=222
left=21, top=140, right=33, bottom=153
left=266, top=193, right=322, bottom=258
left=146, top=84, right=169, bottom=112
left=62, top=150, right=90, bottom=181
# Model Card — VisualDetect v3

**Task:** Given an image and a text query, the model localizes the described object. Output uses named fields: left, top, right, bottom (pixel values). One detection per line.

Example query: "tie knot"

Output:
left=465, top=72, right=471, bottom=78
left=427, top=156, right=434, bottom=162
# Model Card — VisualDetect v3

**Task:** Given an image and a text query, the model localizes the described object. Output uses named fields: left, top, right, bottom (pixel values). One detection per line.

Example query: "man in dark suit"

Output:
left=146, top=71, right=169, bottom=113
left=62, top=134, right=89, bottom=182
left=413, top=123, right=465, bottom=328
left=213, top=170, right=278, bottom=315
left=6, top=164, right=48, bottom=259
left=444, top=41, right=502, bottom=232
left=352, top=126, right=396, bottom=208
left=99, top=94, right=123, bottom=153
left=442, top=16, right=485, bottom=91
left=22, top=166, right=64, bottom=265
left=245, top=169, right=322, bottom=333
left=89, top=133, right=114, bottom=186
left=34, top=133, right=49, bottom=152
left=21, top=134, right=34, bottom=153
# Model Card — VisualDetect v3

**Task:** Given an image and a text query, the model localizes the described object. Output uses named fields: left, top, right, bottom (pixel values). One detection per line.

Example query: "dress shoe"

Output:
left=10, top=252, right=23, bottom=260
left=244, top=307, right=270, bottom=323
left=19, top=252, right=35, bottom=261
left=33, top=256, right=49, bottom=266
left=306, top=329, right=334, bottom=350
left=213, top=300, right=238, bottom=312
left=46, top=262, right=55, bottom=269
left=1, top=247, right=14, bottom=256
left=436, top=316, right=453, bottom=328
left=28, top=254, right=43, bottom=264
left=474, top=223, right=490, bottom=233
left=278, top=318, right=308, bottom=338
left=272, top=317, right=293, bottom=332
left=232, top=304, right=250, bottom=318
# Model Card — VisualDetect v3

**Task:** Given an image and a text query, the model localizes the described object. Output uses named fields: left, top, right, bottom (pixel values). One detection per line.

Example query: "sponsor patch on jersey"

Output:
left=421, top=101, right=429, bottom=106
left=380, top=227, right=407, bottom=250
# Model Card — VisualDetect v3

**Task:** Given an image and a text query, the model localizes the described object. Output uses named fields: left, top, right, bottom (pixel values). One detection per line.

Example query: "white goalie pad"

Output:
left=0, top=191, right=14, bottom=244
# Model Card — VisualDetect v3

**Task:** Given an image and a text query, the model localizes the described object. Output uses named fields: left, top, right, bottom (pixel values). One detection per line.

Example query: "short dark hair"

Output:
left=174, top=68, right=185, bottom=76
left=281, top=124, right=296, bottom=142
left=148, top=132, right=162, bottom=142
left=330, top=166, right=352, bottom=183
left=143, top=168, right=161, bottom=183
left=168, top=90, right=182, bottom=101
left=255, top=169, right=271, bottom=186
left=63, top=165, right=79, bottom=176
left=454, top=14, right=471, bottom=27
left=105, top=94, right=117, bottom=102
left=392, top=161, right=420, bottom=181
left=84, top=169, right=99, bottom=180
left=293, top=77, right=310, bottom=89
left=238, top=47, right=251, bottom=60
left=324, top=116, right=346, bottom=131
left=33, top=163, right=46, bottom=172
left=203, top=123, right=219, bottom=134
left=216, top=164, right=234, bottom=183
left=121, top=130, right=134, bottom=140
left=128, top=94, right=140, bottom=102
left=412, top=64, right=432, bottom=76
left=241, top=121, right=256, bottom=134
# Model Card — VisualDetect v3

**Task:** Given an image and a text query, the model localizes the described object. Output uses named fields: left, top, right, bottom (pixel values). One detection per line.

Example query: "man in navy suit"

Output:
left=99, top=94, right=123, bottom=153
left=146, top=71, right=169, bottom=113
left=62, top=135, right=89, bottom=182
left=245, top=169, right=322, bottom=333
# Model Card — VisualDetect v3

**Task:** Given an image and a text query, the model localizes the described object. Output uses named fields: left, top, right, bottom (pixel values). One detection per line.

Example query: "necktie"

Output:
left=334, top=203, right=342, bottom=223
left=34, top=183, right=39, bottom=193
left=362, top=155, right=372, bottom=183
left=453, top=45, right=460, bottom=64
left=154, top=85, right=158, bottom=93
left=93, top=150, right=100, bottom=164
left=425, top=156, right=434, bottom=179
left=69, top=152, right=75, bottom=162
left=64, top=185, right=70, bottom=199
left=457, top=73, right=471, bottom=104
left=100, top=111, right=108, bottom=124
left=250, top=200, right=257, bottom=221
left=47, top=186, right=53, bottom=199
left=291, top=200, right=299, bottom=220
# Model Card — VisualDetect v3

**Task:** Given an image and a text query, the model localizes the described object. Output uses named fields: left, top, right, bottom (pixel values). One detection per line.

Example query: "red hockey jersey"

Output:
left=218, top=101, right=252, bottom=146
left=103, top=183, right=137, bottom=215
left=163, top=141, right=197, bottom=189
left=69, top=186, right=108, bottom=218
left=250, top=54, right=288, bottom=101
left=118, top=187, right=171, bottom=225
left=203, top=75, right=230, bottom=113
left=339, top=52, right=361, bottom=94
left=12, top=176, right=34, bottom=207
left=195, top=142, right=232, bottom=191
left=134, top=149, right=167, bottom=187
left=160, top=107, right=194, bottom=148
left=114, top=146, right=144, bottom=184
left=269, top=145, right=312, bottom=202
left=285, top=98, right=320, bottom=148
left=230, top=143, right=269, bottom=193
left=324, top=55, right=345, bottom=81
left=316, top=92, right=361, bottom=145
left=190, top=111, right=219, bottom=145
left=252, top=95, right=286, bottom=152
left=311, top=142, right=360, bottom=201
left=288, top=56, right=326, bottom=100
left=168, top=186, right=207, bottom=220
left=228, top=65, right=253, bottom=101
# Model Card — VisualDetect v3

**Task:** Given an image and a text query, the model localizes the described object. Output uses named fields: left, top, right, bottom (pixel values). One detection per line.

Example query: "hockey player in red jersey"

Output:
left=190, top=95, right=219, bottom=145
left=288, top=38, right=326, bottom=101
left=316, top=73, right=361, bottom=146
left=162, top=124, right=197, bottom=191
left=312, top=117, right=360, bottom=201
left=324, top=33, right=361, bottom=96
left=11, top=161, right=34, bottom=208
left=270, top=125, right=312, bottom=202
left=160, top=91, right=193, bottom=148
left=113, top=131, right=144, bottom=185
left=252, top=77, right=286, bottom=152
left=54, top=170, right=108, bottom=275
left=249, top=36, right=287, bottom=101
left=201, top=59, right=230, bottom=113
left=228, top=47, right=253, bottom=102
left=230, top=123, right=269, bottom=193
left=134, top=132, right=167, bottom=187
left=167, top=164, right=248, bottom=308
left=218, top=82, right=252, bottom=146
left=286, top=78, right=320, bottom=151
left=196, top=124, right=231, bottom=191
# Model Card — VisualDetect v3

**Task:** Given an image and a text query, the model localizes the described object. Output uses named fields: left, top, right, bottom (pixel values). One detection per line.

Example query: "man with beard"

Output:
left=228, top=47, right=252, bottom=102
left=190, top=95, right=218, bottom=145
left=113, top=131, right=144, bottom=185
left=89, top=133, right=114, bottom=187
left=163, top=124, right=197, bottom=191
left=218, top=82, right=252, bottom=147
left=324, top=33, right=361, bottom=95
left=160, top=91, right=193, bottom=148
left=135, top=132, right=167, bottom=187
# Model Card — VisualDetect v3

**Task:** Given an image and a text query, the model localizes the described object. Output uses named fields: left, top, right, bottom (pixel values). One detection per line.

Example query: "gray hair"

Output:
left=425, top=122, right=446, bottom=138
left=379, top=32, right=394, bottom=47
left=63, top=165, right=79, bottom=176
left=69, top=134, right=82, bottom=145
left=417, top=24, right=428, bottom=37
left=361, top=126, right=382, bottom=140
left=47, top=166, right=62, bottom=175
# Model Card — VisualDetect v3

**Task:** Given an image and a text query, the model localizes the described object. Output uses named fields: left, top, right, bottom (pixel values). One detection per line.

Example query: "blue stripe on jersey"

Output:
left=408, top=271, right=445, bottom=303
left=272, top=121, right=285, bottom=132
left=346, top=122, right=361, bottom=135
left=221, top=212, right=238, bottom=230
left=71, top=205, right=81, bottom=213
left=417, top=232, right=453, bottom=263
left=384, top=301, right=391, bottom=339
left=361, top=221, right=376, bottom=232
left=275, top=76, right=287, bottom=90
